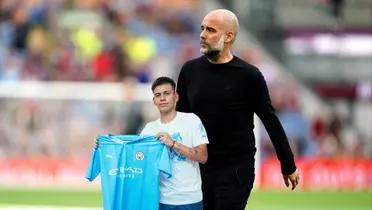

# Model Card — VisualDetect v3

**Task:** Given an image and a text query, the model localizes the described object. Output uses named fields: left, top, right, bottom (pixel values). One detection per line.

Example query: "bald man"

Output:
left=176, top=9, right=300, bottom=210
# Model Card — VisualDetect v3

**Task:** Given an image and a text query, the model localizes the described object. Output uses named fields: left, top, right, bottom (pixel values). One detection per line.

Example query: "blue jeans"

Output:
left=159, top=201, right=203, bottom=210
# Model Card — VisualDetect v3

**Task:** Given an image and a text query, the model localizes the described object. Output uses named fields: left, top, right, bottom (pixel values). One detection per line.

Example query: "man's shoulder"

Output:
left=141, top=119, right=159, bottom=134
left=144, top=119, right=159, bottom=127
left=233, top=56, right=264, bottom=78
left=177, top=112, right=201, bottom=122
left=183, top=56, right=207, bottom=67
left=234, top=56, right=259, bottom=70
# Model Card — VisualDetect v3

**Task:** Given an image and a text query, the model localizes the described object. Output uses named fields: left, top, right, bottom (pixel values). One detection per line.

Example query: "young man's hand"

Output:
left=156, top=132, right=175, bottom=148
left=94, top=138, right=99, bottom=149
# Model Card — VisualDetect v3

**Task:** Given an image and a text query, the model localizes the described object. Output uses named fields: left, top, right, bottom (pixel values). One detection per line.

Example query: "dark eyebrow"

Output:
left=201, top=25, right=216, bottom=32
left=154, top=90, right=172, bottom=95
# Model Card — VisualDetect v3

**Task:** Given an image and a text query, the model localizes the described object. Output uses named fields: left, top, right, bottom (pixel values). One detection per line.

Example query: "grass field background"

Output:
left=0, top=188, right=371, bottom=210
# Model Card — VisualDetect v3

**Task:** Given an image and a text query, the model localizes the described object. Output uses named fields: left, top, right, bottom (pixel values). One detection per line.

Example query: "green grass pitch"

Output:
left=0, top=188, right=371, bottom=210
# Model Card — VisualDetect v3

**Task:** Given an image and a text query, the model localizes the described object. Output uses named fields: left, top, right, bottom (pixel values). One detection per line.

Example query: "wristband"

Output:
left=170, top=140, right=175, bottom=148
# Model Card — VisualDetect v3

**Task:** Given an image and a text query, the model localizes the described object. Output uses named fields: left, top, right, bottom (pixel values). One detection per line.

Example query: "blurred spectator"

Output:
left=328, top=113, right=344, bottom=153
left=0, top=51, right=22, bottom=81
left=329, top=0, right=345, bottom=20
left=92, top=49, right=115, bottom=81
left=277, top=94, right=315, bottom=157
left=310, top=113, right=328, bottom=143
left=11, top=5, right=30, bottom=53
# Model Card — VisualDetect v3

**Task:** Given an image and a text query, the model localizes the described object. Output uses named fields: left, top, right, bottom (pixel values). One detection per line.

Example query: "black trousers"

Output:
left=201, top=163, right=255, bottom=210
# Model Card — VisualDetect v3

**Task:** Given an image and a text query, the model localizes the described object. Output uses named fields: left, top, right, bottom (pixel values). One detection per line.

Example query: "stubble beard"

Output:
left=200, top=35, right=225, bottom=61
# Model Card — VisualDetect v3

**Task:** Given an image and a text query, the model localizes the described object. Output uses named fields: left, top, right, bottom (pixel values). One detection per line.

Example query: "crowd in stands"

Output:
left=0, top=0, right=201, bottom=82
left=0, top=0, right=369, bottom=159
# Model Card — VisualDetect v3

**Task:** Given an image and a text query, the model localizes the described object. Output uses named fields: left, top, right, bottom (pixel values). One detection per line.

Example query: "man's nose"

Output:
left=200, top=30, right=206, bottom=40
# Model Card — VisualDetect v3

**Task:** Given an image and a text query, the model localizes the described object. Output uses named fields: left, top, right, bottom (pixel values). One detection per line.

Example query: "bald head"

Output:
left=199, top=9, right=240, bottom=62
left=204, top=9, right=239, bottom=41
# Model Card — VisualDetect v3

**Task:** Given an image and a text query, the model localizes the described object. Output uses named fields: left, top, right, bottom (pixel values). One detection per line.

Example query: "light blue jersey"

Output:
left=86, top=134, right=172, bottom=210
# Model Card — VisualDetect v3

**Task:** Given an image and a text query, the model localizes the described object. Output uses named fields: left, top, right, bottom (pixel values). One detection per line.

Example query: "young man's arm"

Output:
left=156, top=132, right=208, bottom=164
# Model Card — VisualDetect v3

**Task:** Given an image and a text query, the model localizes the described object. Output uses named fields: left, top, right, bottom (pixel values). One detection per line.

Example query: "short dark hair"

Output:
left=151, top=76, right=176, bottom=92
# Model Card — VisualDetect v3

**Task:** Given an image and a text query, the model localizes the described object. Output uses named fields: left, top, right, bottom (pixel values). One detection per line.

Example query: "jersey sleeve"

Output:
left=191, top=114, right=209, bottom=146
left=85, top=148, right=101, bottom=181
left=158, top=146, right=172, bottom=178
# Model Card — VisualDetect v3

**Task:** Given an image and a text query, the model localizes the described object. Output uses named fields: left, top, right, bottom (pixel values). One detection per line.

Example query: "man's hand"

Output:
left=94, top=138, right=99, bottom=149
left=156, top=132, right=174, bottom=148
left=283, top=169, right=300, bottom=190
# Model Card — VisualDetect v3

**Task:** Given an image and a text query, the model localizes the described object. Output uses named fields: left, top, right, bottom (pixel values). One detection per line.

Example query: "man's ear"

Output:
left=152, top=97, right=156, bottom=105
left=225, top=31, right=234, bottom=43
left=175, top=92, right=179, bottom=103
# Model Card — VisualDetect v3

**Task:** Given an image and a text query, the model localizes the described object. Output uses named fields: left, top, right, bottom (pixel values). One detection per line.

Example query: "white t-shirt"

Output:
left=140, top=112, right=209, bottom=205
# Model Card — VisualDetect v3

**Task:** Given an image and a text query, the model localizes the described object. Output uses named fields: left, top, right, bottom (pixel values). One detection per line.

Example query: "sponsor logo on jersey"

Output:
left=109, top=166, right=143, bottom=179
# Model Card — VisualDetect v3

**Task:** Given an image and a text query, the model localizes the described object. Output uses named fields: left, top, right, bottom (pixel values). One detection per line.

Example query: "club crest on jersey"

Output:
left=135, top=151, right=144, bottom=160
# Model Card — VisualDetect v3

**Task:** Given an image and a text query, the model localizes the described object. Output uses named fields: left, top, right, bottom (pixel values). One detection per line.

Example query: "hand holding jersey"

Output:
left=156, top=132, right=208, bottom=164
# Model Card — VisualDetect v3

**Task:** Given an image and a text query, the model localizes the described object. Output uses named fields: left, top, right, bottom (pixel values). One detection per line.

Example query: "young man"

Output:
left=141, top=76, right=208, bottom=210
left=176, top=9, right=300, bottom=210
